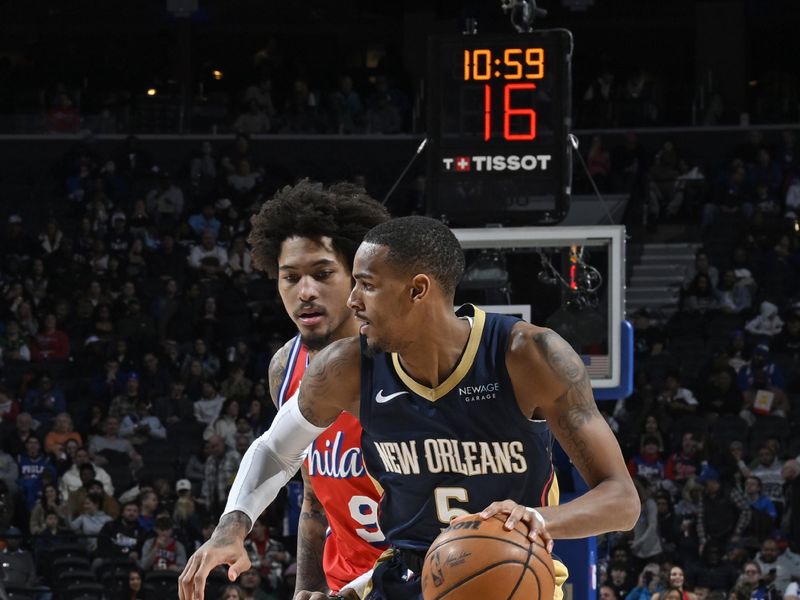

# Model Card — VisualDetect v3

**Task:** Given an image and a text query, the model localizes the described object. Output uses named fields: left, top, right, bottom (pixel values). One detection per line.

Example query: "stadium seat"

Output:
left=60, top=582, right=104, bottom=600
left=144, top=569, right=179, bottom=597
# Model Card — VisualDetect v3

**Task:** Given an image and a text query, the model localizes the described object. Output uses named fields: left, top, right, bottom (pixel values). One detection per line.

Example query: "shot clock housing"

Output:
left=426, top=29, right=573, bottom=226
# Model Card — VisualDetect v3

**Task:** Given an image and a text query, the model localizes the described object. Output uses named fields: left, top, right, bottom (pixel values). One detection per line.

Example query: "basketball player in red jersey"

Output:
left=182, top=180, right=389, bottom=598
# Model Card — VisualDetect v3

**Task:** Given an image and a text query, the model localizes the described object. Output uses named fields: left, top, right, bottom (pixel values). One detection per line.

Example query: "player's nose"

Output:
left=347, top=286, right=362, bottom=311
left=297, top=276, right=319, bottom=302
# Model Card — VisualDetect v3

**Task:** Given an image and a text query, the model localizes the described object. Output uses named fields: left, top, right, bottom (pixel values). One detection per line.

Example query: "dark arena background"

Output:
left=0, top=1, right=799, bottom=599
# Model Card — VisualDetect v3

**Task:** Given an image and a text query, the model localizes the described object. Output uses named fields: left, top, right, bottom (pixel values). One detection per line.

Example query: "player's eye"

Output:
left=314, top=270, right=334, bottom=280
left=282, top=275, right=299, bottom=283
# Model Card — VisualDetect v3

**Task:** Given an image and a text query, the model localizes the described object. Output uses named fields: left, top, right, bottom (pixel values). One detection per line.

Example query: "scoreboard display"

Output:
left=427, top=30, right=573, bottom=225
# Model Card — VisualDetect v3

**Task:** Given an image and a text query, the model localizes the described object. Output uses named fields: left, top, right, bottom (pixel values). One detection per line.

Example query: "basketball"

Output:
left=421, top=514, right=556, bottom=600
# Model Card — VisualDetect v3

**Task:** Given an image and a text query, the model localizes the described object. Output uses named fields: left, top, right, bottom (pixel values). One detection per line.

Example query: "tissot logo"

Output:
left=441, top=154, right=552, bottom=172
left=458, top=382, right=500, bottom=402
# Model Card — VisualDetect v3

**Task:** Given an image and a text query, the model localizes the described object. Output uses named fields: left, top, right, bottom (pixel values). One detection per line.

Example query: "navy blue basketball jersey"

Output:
left=359, top=304, right=558, bottom=552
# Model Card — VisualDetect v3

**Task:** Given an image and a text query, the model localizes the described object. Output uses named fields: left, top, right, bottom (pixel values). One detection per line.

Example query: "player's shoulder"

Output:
left=506, top=320, right=554, bottom=355
left=312, top=336, right=361, bottom=370
left=506, top=322, right=575, bottom=386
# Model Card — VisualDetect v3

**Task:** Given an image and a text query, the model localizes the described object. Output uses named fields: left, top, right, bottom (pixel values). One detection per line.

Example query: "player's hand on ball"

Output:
left=459, top=500, right=554, bottom=552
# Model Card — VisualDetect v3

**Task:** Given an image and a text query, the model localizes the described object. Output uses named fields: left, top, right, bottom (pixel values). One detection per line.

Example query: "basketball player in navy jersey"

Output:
left=180, top=216, right=639, bottom=600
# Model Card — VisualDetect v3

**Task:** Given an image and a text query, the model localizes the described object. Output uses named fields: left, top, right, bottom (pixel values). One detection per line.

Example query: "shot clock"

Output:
left=427, top=30, right=573, bottom=225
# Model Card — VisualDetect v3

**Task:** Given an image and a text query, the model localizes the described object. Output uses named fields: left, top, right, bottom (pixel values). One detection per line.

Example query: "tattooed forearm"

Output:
left=212, top=510, right=251, bottom=544
left=533, top=330, right=602, bottom=474
left=295, top=470, right=328, bottom=594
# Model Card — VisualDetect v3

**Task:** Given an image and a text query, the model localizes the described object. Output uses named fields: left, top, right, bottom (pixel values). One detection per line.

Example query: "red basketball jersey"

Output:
left=277, top=336, right=386, bottom=592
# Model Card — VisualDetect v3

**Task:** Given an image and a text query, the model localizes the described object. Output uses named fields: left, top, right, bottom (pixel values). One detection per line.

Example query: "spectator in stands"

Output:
left=38, top=219, right=63, bottom=256
left=754, top=539, right=799, bottom=594
left=737, top=344, right=785, bottom=391
left=106, top=212, right=131, bottom=257
left=146, top=172, right=184, bottom=232
left=43, top=412, right=82, bottom=458
left=59, top=447, right=114, bottom=498
left=201, top=434, right=239, bottom=516
left=0, top=449, right=17, bottom=496
left=188, top=229, right=228, bottom=278
left=28, top=483, right=68, bottom=534
left=193, top=380, right=225, bottom=426
left=0, top=385, right=21, bottom=425
left=17, top=435, right=56, bottom=511
left=203, top=398, right=239, bottom=448
left=227, top=159, right=260, bottom=196
left=683, top=274, right=718, bottom=315
left=696, top=465, right=751, bottom=552
left=140, top=515, right=187, bottom=573
left=117, top=298, right=156, bottom=352
left=220, top=365, right=252, bottom=403
left=221, top=585, right=246, bottom=600
left=0, top=527, right=40, bottom=594
left=139, top=352, right=170, bottom=402
left=741, top=366, right=790, bottom=421
left=746, top=446, right=787, bottom=515
left=89, top=416, right=142, bottom=469
left=628, top=435, right=666, bottom=486
left=365, top=89, right=402, bottom=134
left=329, top=74, right=363, bottom=134
left=744, top=475, right=778, bottom=539
left=239, top=567, right=275, bottom=600
left=607, top=561, right=633, bottom=599
left=226, top=235, right=253, bottom=276
left=702, top=160, right=753, bottom=231
left=68, top=476, right=120, bottom=521
left=190, top=140, right=218, bottom=183
left=651, top=566, right=693, bottom=600
left=4, top=412, right=37, bottom=457
left=626, top=563, right=664, bottom=600
left=244, top=518, right=291, bottom=593
left=746, top=302, right=785, bottom=339
left=137, top=490, right=160, bottom=533
left=183, top=338, right=221, bottom=380
left=30, top=314, right=70, bottom=362
left=631, top=477, right=664, bottom=564
left=233, top=99, right=270, bottom=135
left=665, top=433, right=702, bottom=483
left=716, top=270, right=753, bottom=315
left=0, top=320, right=32, bottom=364
left=97, top=500, right=145, bottom=561
left=70, top=493, right=112, bottom=552
left=587, top=135, right=612, bottom=192
left=658, top=371, right=699, bottom=416
left=748, top=147, right=783, bottom=196
left=600, top=585, right=618, bottom=600
left=700, top=368, right=742, bottom=416
left=120, top=399, right=167, bottom=446
left=172, top=480, right=203, bottom=553
left=14, top=301, right=39, bottom=338
left=109, top=372, right=144, bottom=420
left=150, top=234, right=188, bottom=284
left=188, top=204, right=221, bottom=239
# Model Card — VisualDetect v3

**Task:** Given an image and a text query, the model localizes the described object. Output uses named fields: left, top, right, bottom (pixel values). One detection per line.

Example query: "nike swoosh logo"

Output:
left=375, top=389, right=409, bottom=404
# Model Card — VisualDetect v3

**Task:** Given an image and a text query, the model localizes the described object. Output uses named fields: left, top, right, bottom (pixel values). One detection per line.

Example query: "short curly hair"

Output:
left=247, top=179, right=390, bottom=276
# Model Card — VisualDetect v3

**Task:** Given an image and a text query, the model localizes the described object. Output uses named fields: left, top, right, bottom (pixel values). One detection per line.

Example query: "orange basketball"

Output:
left=421, top=514, right=555, bottom=600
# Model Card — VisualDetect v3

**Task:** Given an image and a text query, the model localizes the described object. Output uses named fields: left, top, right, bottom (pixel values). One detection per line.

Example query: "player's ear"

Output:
left=410, top=274, right=430, bottom=302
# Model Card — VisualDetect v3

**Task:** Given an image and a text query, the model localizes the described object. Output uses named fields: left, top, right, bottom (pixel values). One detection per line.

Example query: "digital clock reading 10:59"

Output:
left=464, top=48, right=545, bottom=141
left=426, top=31, right=573, bottom=226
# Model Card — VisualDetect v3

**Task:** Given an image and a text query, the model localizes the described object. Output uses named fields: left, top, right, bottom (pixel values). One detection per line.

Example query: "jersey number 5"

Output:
left=434, top=487, right=470, bottom=524
left=348, top=495, right=384, bottom=543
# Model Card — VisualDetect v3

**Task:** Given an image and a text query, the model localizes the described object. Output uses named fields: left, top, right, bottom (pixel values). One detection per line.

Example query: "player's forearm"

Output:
left=212, top=511, right=252, bottom=543
left=294, top=498, right=329, bottom=595
left=537, top=476, right=639, bottom=539
left=222, top=399, right=326, bottom=527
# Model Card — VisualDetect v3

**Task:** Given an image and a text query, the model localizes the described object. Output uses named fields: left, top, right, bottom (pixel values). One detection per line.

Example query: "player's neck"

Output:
left=397, top=307, right=471, bottom=388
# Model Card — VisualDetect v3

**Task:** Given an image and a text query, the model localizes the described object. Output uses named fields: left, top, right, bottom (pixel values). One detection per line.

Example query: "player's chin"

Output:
left=363, top=337, right=386, bottom=358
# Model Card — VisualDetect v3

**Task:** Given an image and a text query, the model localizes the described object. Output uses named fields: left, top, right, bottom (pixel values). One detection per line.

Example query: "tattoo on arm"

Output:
left=298, top=340, right=357, bottom=427
left=534, top=330, right=602, bottom=475
left=295, top=468, right=328, bottom=594
left=267, top=344, right=291, bottom=407
left=212, top=510, right=251, bottom=545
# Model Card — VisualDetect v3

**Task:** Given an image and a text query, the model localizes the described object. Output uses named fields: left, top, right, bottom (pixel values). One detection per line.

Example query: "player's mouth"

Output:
left=296, top=306, right=326, bottom=326
left=355, top=312, right=370, bottom=334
